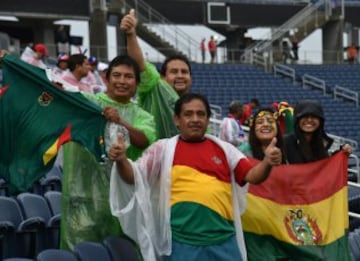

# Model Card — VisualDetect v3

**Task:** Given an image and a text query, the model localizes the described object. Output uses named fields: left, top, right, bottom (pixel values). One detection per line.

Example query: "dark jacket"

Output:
left=285, top=100, right=333, bottom=163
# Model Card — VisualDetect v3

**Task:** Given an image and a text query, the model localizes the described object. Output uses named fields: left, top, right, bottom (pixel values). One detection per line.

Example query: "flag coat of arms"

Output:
left=242, top=152, right=352, bottom=260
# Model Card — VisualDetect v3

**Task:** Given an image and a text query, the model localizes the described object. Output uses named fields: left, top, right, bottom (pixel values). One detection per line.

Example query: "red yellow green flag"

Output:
left=242, top=152, right=352, bottom=260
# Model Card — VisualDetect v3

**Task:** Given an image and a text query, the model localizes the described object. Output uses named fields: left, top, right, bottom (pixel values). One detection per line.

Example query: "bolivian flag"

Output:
left=0, top=55, right=106, bottom=194
left=242, top=152, right=352, bottom=260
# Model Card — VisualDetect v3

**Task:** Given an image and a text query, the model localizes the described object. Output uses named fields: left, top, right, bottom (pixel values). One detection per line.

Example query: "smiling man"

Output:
left=120, top=9, right=192, bottom=138
left=84, top=55, right=156, bottom=160
left=109, top=93, right=282, bottom=261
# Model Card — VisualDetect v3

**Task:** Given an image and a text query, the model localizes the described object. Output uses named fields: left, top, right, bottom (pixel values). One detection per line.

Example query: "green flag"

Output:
left=0, top=55, right=107, bottom=194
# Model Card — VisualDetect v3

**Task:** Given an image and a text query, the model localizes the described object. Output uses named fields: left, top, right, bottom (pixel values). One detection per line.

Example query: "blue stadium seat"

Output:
left=37, top=249, right=77, bottom=261
left=44, top=191, right=62, bottom=217
left=2, top=258, right=34, bottom=261
left=0, top=196, right=44, bottom=259
left=103, top=235, right=140, bottom=261
left=17, top=193, right=60, bottom=250
left=74, top=241, right=112, bottom=261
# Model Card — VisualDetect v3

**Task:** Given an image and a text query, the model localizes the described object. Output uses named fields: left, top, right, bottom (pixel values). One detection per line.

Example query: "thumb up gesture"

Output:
left=264, top=137, right=282, bottom=166
left=108, top=133, right=127, bottom=162
left=120, top=8, right=137, bottom=35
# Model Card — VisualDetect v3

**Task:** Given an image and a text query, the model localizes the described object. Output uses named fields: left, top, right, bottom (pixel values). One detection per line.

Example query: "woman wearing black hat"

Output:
left=284, top=99, right=352, bottom=163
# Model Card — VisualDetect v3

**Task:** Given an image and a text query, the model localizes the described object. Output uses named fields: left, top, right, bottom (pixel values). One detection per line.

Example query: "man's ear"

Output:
left=173, top=115, right=180, bottom=129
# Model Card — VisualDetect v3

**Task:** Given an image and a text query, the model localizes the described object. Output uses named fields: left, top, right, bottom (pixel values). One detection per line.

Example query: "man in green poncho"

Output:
left=84, top=55, right=157, bottom=160
left=61, top=55, right=156, bottom=251
left=120, top=9, right=193, bottom=139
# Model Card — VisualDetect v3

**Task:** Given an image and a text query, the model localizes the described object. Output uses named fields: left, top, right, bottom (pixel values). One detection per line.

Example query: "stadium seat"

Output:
left=103, top=235, right=140, bottom=261
left=74, top=241, right=112, bottom=261
left=0, top=196, right=43, bottom=259
left=2, top=257, right=34, bottom=261
left=0, top=177, right=8, bottom=196
left=17, top=193, right=60, bottom=250
left=37, top=249, right=77, bottom=261
left=44, top=191, right=62, bottom=216
left=348, top=232, right=360, bottom=261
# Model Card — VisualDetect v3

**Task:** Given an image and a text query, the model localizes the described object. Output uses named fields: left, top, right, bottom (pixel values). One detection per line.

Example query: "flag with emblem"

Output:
left=242, top=151, right=351, bottom=260
left=0, top=54, right=106, bottom=194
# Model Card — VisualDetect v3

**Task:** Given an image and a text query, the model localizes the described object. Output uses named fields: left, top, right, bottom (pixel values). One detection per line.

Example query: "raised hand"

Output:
left=120, top=8, right=137, bottom=35
left=108, top=133, right=127, bottom=161
left=264, top=137, right=282, bottom=166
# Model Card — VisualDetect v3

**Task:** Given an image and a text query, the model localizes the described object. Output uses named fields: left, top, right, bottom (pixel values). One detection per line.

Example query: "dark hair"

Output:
left=106, top=55, right=141, bottom=83
left=174, top=93, right=211, bottom=118
left=293, top=99, right=331, bottom=161
left=67, top=54, right=87, bottom=72
left=249, top=107, right=286, bottom=163
left=160, top=54, right=192, bottom=76
left=228, top=101, right=243, bottom=113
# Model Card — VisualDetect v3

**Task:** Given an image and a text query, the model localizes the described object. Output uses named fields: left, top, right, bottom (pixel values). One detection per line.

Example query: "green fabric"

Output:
left=0, top=55, right=106, bottom=194
left=60, top=93, right=155, bottom=250
left=83, top=92, right=157, bottom=160
left=137, top=62, right=179, bottom=139
left=238, top=142, right=253, bottom=157
left=244, top=232, right=352, bottom=261
left=60, top=142, right=123, bottom=250
left=171, top=202, right=235, bottom=246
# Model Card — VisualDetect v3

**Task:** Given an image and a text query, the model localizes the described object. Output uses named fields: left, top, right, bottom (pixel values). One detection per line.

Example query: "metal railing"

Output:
left=123, top=0, right=200, bottom=61
left=241, top=0, right=330, bottom=63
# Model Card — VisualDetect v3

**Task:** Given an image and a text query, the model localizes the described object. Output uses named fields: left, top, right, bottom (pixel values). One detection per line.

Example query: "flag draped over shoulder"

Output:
left=0, top=55, right=107, bottom=194
left=242, top=152, right=352, bottom=260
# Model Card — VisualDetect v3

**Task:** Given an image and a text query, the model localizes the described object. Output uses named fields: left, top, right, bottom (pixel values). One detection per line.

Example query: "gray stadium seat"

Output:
left=103, top=235, right=140, bottom=261
left=74, top=241, right=112, bottom=261
left=37, top=249, right=77, bottom=261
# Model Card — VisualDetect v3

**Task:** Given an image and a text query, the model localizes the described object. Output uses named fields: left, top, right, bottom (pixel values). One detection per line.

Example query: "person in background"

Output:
left=240, top=98, right=260, bottom=126
left=200, top=38, right=206, bottom=63
left=219, top=100, right=247, bottom=147
left=239, top=107, right=286, bottom=164
left=97, top=61, right=109, bottom=89
left=21, top=43, right=48, bottom=69
left=291, top=35, right=299, bottom=61
left=345, top=43, right=359, bottom=64
left=82, top=56, right=107, bottom=93
left=55, top=25, right=70, bottom=56
left=51, top=54, right=69, bottom=77
left=109, top=92, right=282, bottom=261
left=208, top=35, right=217, bottom=63
left=120, top=9, right=192, bottom=138
left=61, top=53, right=92, bottom=93
left=284, top=99, right=352, bottom=163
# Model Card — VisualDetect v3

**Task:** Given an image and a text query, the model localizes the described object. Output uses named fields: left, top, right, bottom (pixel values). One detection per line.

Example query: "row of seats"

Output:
left=0, top=192, right=61, bottom=259
left=2, top=235, right=140, bottom=261
left=190, top=63, right=360, bottom=151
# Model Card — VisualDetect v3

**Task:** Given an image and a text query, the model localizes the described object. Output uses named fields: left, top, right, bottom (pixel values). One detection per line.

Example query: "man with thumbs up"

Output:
left=120, top=9, right=192, bottom=139
left=109, top=93, right=282, bottom=261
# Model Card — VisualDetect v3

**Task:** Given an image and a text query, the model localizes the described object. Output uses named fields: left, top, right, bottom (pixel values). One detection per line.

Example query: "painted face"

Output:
left=163, top=59, right=192, bottom=96
left=298, top=115, right=320, bottom=133
left=254, top=111, right=278, bottom=143
left=174, top=99, right=209, bottom=142
left=106, top=65, right=137, bottom=103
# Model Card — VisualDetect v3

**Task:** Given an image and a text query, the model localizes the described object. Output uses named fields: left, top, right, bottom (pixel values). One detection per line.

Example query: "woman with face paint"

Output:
left=239, top=108, right=287, bottom=164
left=284, top=99, right=352, bottom=163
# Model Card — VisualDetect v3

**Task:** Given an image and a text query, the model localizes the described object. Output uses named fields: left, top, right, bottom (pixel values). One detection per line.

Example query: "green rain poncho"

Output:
left=61, top=92, right=156, bottom=251
left=137, top=62, right=180, bottom=139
